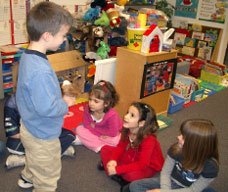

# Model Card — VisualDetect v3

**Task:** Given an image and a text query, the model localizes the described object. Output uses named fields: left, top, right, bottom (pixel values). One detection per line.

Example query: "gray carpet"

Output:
left=0, top=88, right=228, bottom=192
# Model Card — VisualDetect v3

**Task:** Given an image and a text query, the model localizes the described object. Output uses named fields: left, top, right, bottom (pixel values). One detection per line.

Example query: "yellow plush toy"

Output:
left=116, top=0, right=129, bottom=6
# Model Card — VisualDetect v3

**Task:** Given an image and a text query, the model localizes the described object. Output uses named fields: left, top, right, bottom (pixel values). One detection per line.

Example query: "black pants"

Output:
left=7, top=129, right=75, bottom=155
left=59, top=129, right=75, bottom=154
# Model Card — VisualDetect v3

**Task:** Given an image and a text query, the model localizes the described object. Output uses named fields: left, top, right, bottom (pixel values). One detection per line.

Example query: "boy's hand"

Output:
left=63, top=95, right=75, bottom=107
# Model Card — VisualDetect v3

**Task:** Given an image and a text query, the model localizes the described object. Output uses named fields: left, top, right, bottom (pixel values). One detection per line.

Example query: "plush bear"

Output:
left=90, top=0, right=107, bottom=8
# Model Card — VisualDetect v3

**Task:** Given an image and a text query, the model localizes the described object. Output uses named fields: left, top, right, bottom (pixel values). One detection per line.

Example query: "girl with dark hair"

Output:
left=98, top=102, right=164, bottom=190
left=129, top=119, right=219, bottom=192
left=75, top=80, right=122, bottom=153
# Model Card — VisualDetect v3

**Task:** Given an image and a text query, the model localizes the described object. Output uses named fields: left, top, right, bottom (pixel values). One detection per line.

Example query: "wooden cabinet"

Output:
left=0, top=53, right=4, bottom=99
left=115, top=47, right=177, bottom=117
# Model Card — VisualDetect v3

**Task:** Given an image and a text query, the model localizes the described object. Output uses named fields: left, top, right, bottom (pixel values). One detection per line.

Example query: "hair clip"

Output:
left=97, top=81, right=109, bottom=94
left=144, top=104, right=148, bottom=109
left=98, top=81, right=106, bottom=86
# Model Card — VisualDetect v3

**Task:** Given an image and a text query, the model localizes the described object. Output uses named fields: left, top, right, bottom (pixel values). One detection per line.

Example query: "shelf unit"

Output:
left=115, top=47, right=178, bottom=117
left=0, top=51, right=21, bottom=98
left=0, top=53, right=4, bottom=99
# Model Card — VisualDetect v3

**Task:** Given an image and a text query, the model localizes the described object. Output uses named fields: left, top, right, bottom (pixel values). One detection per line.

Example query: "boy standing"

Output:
left=16, top=2, right=73, bottom=192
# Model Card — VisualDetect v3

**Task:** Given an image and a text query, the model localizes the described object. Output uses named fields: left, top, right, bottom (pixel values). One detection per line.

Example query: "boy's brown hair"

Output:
left=27, top=1, right=73, bottom=41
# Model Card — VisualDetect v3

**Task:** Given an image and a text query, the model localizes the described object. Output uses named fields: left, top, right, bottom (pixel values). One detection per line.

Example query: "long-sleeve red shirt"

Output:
left=110, top=135, right=164, bottom=175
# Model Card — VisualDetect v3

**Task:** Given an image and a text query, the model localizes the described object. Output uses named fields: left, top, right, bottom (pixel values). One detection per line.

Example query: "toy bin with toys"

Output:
left=199, top=61, right=228, bottom=87
left=172, top=74, right=199, bottom=104
left=127, top=27, right=147, bottom=51
left=168, top=94, right=185, bottom=114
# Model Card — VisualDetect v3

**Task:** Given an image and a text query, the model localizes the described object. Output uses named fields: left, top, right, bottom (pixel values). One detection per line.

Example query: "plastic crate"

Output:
left=191, top=88, right=205, bottom=102
left=168, top=94, right=185, bottom=114
left=200, top=81, right=225, bottom=92
left=200, top=70, right=227, bottom=85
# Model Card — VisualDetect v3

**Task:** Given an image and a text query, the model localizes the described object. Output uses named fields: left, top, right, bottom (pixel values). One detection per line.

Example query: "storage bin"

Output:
left=199, top=81, right=225, bottom=92
left=200, top=70, right=222, bottom=85
left=127, top=27, right=147, bottom=51
left=191, top=88, right=204, bottom=102
left=168, top=94, right=185, bottom=114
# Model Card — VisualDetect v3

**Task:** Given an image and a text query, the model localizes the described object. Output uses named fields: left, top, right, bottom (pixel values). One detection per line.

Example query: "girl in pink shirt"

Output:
left=75, top=80, right=122, bottom=153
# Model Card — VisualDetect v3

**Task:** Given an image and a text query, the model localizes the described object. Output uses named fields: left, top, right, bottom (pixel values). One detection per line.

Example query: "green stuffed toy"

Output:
left=96, top=41, right=110, bottom=59
left=94, top=11, right=110, bottom=26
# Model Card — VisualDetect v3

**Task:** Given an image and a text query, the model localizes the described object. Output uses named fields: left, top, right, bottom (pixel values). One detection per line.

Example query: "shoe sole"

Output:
left=18, top=176, right=33, bottom=189
left=7, top=148, right=25, bottom=156
left=5, top=163, right=24, bottom=170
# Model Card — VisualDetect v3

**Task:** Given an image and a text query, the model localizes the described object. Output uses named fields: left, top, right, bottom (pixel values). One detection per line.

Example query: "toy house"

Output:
left=141, top=24, right=163, bottom=54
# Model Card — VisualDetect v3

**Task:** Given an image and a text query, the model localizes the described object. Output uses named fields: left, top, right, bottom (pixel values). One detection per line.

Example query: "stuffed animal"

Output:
left=83, top=51, right=101, bottom=61
left=106, top=8, right=121, bottom=28
left=83, top=52, right=101, bottom=78
left=94, top=11, right=110, bottom=26
left=114, top=4, right=130, bottom=20
left=91, top=0, right=107, bottom=9
left=62, top=80, right=78, bottom=107
left=108, top=36, right=128, bottom=46
left=83, top=7, right=100, bottom=22
left=111, top=16, right=128, bottom=36
left=116, top=0, right=129, bottom=6
left=92, top=26, right=105, bottom=50
left=96, top=41, right=110, bottom=59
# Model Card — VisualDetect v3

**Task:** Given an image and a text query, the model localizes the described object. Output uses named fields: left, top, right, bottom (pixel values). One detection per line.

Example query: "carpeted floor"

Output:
left=0, top=88, right=228, bottom=192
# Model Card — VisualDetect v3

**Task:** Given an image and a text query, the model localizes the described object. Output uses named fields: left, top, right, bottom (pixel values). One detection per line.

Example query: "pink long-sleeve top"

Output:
left=83, top=105, right=123, bottom=137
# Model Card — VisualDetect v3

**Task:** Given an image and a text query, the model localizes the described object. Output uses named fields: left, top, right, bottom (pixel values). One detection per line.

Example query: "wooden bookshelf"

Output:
left=115, top=47, right=178, bottom=117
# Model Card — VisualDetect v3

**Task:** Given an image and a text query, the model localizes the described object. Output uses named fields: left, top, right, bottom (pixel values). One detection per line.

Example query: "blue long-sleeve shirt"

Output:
left=16, top=49, right=68, bottom=140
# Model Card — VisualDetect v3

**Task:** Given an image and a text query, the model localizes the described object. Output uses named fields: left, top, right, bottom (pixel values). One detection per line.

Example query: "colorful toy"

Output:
left=90, top=0, right=107, bottom=9
left=114, top=4, right=130, bottom=20
left=141, top=24, right=163, bottom=53
left=92, top=26, right=105, bottom=49
left=83, top=7, right=100, bottom=22
left=94, top=11, right=110, bottom=26
left=162, top=28, right=175, bottom=51
left=117, top=0, right=129, bottom=6
left=96, top=41, right=110, bottom=59
left=106, top=8, right=121, bottom=28
left=83, top=51, right=101, bottom=78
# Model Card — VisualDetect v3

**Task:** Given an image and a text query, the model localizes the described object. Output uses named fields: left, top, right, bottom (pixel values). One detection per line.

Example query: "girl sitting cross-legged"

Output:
left=98, top=102, right=164, bottom=190
left=75, top=80, right=123, bottom=153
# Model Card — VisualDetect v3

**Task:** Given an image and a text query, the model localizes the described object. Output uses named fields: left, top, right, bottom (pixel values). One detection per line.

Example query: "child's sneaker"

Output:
left=62, top=146, right=76, bottom=157
left=18, top=175, right=33, bottom=189
left=5, top=154, right=25, bottom=170
left=72, top=137, right=82, bottom=146
left=7, top=147, right=25, bottom=156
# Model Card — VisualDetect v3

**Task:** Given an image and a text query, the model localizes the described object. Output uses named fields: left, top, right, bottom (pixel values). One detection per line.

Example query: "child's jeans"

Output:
left=129, top=174, right=216, bottom=192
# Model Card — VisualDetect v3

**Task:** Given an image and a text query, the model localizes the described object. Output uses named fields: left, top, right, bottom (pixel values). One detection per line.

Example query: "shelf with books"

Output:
left=0, top=49, right=22, bottom=97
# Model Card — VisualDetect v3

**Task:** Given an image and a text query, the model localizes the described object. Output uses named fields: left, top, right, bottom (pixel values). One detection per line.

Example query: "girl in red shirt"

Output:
left=99, top=102, right=164, bottom=188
